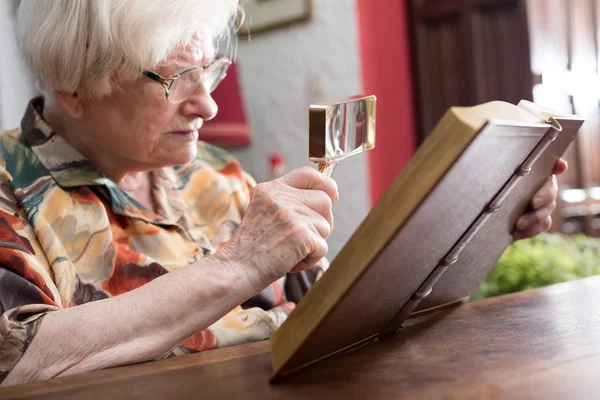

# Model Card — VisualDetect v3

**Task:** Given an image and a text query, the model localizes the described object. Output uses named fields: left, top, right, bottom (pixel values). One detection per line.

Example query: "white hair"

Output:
left=16, top=0, right=240, bottom=99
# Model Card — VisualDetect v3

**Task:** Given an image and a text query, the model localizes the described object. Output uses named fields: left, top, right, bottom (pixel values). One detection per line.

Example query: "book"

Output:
left=269, top=100, right=584, bottom=381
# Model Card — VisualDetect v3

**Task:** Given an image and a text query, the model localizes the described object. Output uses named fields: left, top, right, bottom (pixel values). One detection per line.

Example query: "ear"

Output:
left=54, top=91, right=84, bottom=119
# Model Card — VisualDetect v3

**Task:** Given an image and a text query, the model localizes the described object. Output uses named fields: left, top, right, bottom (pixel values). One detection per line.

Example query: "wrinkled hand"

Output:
left=217, top=166, right=338, bottom=287
left=513, top=159, right=567, bottom=241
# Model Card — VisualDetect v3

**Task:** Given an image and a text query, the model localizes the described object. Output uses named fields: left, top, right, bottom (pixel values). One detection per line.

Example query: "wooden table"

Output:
left=3, top=276, right=600, bottom=399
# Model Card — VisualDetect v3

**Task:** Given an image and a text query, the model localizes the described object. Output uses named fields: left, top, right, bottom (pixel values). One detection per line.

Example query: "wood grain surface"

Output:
left=3, top=275, right=600, bottom=399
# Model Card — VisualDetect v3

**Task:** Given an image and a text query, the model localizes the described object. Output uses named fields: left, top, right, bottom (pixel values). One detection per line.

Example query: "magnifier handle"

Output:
left=317, top=162, right=338, bottom=177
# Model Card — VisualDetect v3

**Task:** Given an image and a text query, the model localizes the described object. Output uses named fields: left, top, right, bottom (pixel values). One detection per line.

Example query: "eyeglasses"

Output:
left=142, top=57, right=232, bottom=104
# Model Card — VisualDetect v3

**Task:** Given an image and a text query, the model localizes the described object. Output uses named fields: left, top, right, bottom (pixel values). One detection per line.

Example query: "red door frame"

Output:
left=356, top=0, right=418, bottom=206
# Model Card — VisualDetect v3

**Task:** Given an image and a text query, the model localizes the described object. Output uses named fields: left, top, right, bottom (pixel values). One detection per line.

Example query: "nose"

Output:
left=179, top=83, right=218, bottom=121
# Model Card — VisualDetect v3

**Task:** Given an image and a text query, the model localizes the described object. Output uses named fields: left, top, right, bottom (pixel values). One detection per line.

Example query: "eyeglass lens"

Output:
left=167, top=59, right=229, bottom=103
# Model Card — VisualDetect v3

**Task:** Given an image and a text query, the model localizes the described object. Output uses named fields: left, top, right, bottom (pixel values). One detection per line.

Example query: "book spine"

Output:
left=380, top=121, right=561, bottom=336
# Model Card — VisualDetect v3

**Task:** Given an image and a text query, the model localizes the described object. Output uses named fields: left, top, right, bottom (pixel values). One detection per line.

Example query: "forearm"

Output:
left=3, top=255, right=257, bottom=385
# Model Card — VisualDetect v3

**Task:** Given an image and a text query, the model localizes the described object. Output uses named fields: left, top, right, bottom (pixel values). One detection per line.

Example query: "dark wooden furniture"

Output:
left=3, top=275, right=600, bottom=399
left=409, top=0, right=533, bottom=142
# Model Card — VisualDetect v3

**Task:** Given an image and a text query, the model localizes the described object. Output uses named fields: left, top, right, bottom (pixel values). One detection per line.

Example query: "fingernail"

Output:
left=334, top=193, right=339, bottom=203
left=517, top=218, right=528, bottom=230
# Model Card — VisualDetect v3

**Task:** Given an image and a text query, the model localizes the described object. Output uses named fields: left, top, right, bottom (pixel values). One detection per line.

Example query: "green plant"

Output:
left=472, top=233, right=600, bottom=300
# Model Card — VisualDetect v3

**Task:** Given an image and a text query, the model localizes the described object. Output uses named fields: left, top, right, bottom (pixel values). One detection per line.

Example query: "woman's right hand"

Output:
left=216, top=166, right=338, bottom=287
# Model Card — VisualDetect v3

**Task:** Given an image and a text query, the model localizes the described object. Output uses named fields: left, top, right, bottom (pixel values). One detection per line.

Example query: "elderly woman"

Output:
left=0, top=0, right=563, bottom=386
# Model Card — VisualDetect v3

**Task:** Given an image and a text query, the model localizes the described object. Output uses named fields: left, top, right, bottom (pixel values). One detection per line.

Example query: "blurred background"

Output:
left=2, top=0, right=600, bottom=298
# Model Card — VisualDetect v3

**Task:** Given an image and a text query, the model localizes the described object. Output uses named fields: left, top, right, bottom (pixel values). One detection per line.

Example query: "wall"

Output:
left=232, top=0, right=369, bottom=258
left=0, top=0, right=37, bottom=130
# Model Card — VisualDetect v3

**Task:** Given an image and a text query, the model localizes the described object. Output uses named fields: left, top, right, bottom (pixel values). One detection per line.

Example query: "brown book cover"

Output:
left=269, top=100, right=585, bottom=381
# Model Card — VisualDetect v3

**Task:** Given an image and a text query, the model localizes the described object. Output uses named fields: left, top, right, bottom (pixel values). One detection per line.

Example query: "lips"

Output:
left=168, top=130, right=199, bottom=140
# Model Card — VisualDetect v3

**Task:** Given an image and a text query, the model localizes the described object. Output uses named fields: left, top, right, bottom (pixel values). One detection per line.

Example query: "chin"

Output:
left=165, top=148, right=197, bottom=167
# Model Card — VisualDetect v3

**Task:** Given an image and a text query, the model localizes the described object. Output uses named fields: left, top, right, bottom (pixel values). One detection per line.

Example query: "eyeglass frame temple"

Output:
left=142, top=68, right=192, bottom=101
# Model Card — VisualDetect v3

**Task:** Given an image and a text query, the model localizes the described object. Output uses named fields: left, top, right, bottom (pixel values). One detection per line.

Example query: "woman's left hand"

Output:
left=513, top=158, right=568, bottom=241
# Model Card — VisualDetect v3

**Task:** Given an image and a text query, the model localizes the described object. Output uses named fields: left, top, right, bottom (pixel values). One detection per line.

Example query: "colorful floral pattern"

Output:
left=0, top=98, right=326, bottom=382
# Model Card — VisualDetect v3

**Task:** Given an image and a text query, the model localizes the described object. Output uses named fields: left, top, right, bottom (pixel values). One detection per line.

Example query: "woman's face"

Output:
left=78, top=44, right=218, bottom=171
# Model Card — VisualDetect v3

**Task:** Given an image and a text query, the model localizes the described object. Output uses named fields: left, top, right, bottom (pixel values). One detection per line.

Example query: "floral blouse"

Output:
left=0, top=98, right=326, bottom=382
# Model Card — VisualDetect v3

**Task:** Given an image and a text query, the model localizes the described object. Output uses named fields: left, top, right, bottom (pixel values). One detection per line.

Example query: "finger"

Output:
left=552, top=158, right=568, bottom=175
left=294, top=206, right=332, bottom=239
left=278, top=166, right=339, bottom=203
left=531, top=176, right=558, bottom=210
left=293, top=188, right=334, bottom=230
left=291, top=236, right=328, bottom=273
left=516, top=201, right=556, bottom=230
left=515, top=202, right=555, bottom=234
left=514, top=216, right=552, bottom=241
